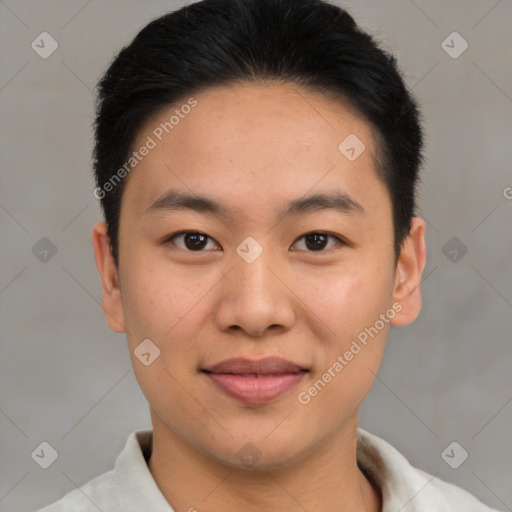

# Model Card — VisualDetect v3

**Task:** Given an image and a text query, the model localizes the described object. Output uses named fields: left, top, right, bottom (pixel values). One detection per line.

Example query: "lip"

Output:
left=202, top=357, right=308, bottom=405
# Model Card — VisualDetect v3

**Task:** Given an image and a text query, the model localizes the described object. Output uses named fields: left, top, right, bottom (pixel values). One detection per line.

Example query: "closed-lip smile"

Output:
left=202, top=357, right=308, bottom=405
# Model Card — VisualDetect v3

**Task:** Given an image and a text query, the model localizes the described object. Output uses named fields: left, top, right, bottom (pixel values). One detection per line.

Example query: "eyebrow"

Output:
left=145, top=189, right=365, bottom=219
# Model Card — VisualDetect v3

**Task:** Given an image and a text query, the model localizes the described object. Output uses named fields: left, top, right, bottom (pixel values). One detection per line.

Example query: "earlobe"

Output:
left=91, top=222, right=126, bottom=333
left=390, top=217, right=427, bottom=327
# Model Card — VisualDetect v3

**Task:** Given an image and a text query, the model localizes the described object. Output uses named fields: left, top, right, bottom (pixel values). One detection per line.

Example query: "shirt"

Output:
left=36, top=428, right=499, bottom=511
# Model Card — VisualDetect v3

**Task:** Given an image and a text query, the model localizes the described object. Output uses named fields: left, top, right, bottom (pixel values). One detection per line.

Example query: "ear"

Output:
left=390, top=217, right=427, bottom=326
left=91, top=222, right=126, bottom=333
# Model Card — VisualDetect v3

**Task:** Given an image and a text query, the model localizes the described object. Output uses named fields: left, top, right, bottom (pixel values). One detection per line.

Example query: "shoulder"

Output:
left=35, top=469, right=118, bottom=512
left=35, top=429, right=163, bottom=512
left=356, top=428, right=500, bottom=512
left=414, top=465, right=499, bottom=511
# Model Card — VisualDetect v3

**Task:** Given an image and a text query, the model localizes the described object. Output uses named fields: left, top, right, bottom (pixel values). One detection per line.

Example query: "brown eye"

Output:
left=292, top=232, right=344, bottom=252
left=167, top=232, right=220, bottom=251
left=165, top=231, right=344, bottom=253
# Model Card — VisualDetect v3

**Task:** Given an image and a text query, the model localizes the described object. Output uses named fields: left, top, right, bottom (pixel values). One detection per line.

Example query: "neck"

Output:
left=147, top=411, right=381, bottom=512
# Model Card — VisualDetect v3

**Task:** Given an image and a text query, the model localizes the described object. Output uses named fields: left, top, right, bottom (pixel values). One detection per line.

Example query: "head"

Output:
left=92, top=0, right=426, bottom=471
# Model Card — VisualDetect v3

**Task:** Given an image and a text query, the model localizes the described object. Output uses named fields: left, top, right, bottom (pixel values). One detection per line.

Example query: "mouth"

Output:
left=201, top=357, right=309, bottom=405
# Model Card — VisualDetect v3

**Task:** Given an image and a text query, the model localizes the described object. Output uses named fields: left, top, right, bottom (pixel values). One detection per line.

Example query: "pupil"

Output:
left=306, top=233, right=326, bottom=250
left=185, top=233, right=207, bottom=250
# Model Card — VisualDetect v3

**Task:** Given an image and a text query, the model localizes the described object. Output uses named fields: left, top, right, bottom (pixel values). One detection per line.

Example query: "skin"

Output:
left=92, top=82, right=426, bottom=512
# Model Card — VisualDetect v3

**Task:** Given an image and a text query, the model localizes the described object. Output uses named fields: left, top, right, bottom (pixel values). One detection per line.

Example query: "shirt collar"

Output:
left=356, top=428, right=454, bottom=511
left=113, top=427, right=449, bottom=511
left=115, top=429, right=174, bottom=511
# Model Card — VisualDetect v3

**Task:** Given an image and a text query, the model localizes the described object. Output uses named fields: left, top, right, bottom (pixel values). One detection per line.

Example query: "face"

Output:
left=93, top=82, right=426, bottom=470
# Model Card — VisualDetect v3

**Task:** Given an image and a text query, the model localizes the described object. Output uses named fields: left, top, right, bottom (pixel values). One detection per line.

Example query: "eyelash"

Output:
left=164, top=231, right=347, bottom=253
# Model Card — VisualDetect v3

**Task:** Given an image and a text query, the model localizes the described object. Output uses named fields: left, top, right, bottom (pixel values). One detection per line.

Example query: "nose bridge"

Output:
left=214, top=236, right=295, bottom=336
left=232, top=238, right=278, bottom=305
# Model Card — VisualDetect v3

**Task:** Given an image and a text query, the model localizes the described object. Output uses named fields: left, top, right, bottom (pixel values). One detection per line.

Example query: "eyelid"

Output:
left=164, top=230, right=347, bottom=252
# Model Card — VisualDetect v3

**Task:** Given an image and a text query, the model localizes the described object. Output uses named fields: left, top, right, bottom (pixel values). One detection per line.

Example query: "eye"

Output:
left=166, top=231, right=220, bottom=251
left=164, top=231, right=346, bottom=253
left=291, top=232, right=345, bottom=252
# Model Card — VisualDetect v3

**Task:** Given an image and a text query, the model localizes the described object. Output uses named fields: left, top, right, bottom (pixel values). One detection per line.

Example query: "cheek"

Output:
left=119, top=258, right=208, bottom=409
left=302, top=264, right=390, bottom=337
left=119, top=252, right=214, bottom=347
left=296, top=270, right=390, bottom=418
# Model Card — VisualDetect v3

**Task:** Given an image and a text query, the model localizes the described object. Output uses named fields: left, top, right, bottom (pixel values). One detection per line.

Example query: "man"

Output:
left=38, top=0, right=499, bottom=510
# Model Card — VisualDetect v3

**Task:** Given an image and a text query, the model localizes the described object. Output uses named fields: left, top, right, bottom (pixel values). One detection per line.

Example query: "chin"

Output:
left=218, top=449, right=303, bottom=473
left=202, top=431, right=311, bottom=472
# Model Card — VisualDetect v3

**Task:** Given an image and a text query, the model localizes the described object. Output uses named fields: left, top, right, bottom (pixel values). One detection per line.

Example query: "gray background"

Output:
left=1, top=0, right=511, bottom=511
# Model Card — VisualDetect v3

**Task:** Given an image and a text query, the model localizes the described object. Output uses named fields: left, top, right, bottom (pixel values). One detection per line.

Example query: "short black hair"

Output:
left=93, top=0, right=424, bottom=267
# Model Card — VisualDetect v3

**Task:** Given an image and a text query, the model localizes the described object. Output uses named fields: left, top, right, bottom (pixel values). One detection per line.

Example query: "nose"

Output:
left=213, top=246, right=296, bottom=338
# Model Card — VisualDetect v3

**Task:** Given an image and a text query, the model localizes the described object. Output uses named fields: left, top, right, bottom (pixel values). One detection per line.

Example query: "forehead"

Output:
left=150, top=82, right=374, bottom=154
left=123, top=82, right=388, bottom=221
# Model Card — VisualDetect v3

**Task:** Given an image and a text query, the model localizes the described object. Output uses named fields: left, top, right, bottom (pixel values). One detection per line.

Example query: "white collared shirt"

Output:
left=37, top=428, right=499, bottom=511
